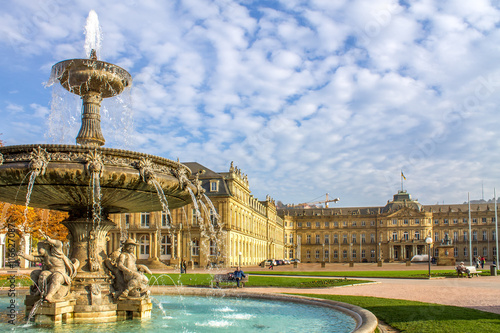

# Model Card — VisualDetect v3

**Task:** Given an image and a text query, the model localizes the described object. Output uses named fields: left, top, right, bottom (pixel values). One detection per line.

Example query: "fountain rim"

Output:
left=51, top=58, right=132, bottom=80
left=0, top=144, right=192, bottom=176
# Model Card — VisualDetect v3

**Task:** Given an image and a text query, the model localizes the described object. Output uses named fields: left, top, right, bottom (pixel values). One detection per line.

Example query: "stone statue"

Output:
left=105, top=238, right=151, bottom=300
left=18, top=231, right=79, bottom=303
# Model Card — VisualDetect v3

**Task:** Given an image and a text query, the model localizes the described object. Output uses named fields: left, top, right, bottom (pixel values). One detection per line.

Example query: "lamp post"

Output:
left=239, top=251, right=242, bottom=268
left=425, top=237, right=433, bottom=279
left=322, top=243, right=325, bottom=262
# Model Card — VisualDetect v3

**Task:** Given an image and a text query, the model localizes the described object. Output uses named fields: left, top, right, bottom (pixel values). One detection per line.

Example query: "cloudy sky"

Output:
left=1, top=0, right=500, bottom=207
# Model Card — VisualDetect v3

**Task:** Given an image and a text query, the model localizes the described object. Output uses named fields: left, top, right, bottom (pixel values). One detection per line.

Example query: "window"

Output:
left=473, top=247, right=478, bottom=256
left=324, top=234, right=330, bottom=244
left=192, top=208, right=198, bottom=224
left=298, top=222, right=302, bottom=227
left=483, top=247, right=488, bottom=256
left=343, top=250, right=347, bottom=259
left=316, top=222, right=320, bottom=228
left=289, top=249, right=293, bottom=259
left=306, top=235, right=311, bottom=244
left=334, top=222, right=338, bottom=227
left=444, top=219, right=448, bottom=224
left=434, top=219, right=439, bottom=225
left=370, top=233, right=375, bottom=243
left=324, top=250, right=329, bottom=260
left=392, top=232, right=398, bottom=241
left=415, top=219, right=420, bottom=224
left=160, top=235, right=171, bottom=256
left=483, top=231, right=487, bottom=241
left=463, top=218, right=468, bottom=224
left=334, top=250, right=338, bottom=258
left=352, top=221, right=357, bottom=227
left=453, top=231, right=458, bottom=241
left=454, top=247, right=458, bottom=257
left=493, top=231, right=496, bottom=241
left=464, top=247, right=468, bottom=257
left=325, top=221, right=329, bottom=228
left=392, top=219, right=397, bottom=225
left=482, top=217, right=487, bottom=223
left=453, top=219, right=458, bottom=224
left=191, top=239, right=200, bottom=256
left=289, top=222, right=293, bottom=227
left=352, top=234, right=357, bottom=244
left=124, top=214, right=130, bottom=228
left=210, top=240, right=217, bottom=256
left=140, top=213, right=150, bottom=228
left=361, top=221, right=366, bottom=226
left=473, top=231, right=477, bottom=241
left=343, top=221, right=347, bottom=227
left=371, top=249, right=375, bottom=258
left=315, top=234, right=320, bottom=244
left=307, top=222, right=311, bottom=227
left=343, top=234, right=348, bottom=244
left=434, top=232, right=439, bottom=242
left=361, top=249, right=366, bottom=258
left=404, top=219, right=409, bottom=225
left=370, top=221, right=375, bottom=226
left=415, top=231, right=420, bottom=240
left=306, top=251, right=311, bottom=259
left=473, top=218, right=477, bottom=224
left=361, top=234, right=366, bottom=244
left=334, top=234, right=338, bottom=244
left=464, top=231, right=468, bottom=241
left=210, top=181, right=219, bottom=192
left=289, top=234, right=293, bottom=244
left=403, top=231, right=409, bottom=241
left=139, top=235, right=150, bottom=257
left=315, top=250, right=320, bottom=259
left=352, top=249, right=357, bottom=258
left=161, top=212, right=171, bottom=227
left=210, top=209, right=216, bottom=224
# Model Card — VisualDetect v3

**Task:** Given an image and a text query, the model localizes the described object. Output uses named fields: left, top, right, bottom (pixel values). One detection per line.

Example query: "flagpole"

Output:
left=495, top=188, right=498, bottom=266
left=468, top=192, right=472, bottom=266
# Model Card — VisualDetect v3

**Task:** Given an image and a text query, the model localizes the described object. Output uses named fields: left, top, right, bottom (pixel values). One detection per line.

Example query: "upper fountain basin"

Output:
left=0, top=144, right=195, bottom=214
left=51, top=59, right=132, bottom=98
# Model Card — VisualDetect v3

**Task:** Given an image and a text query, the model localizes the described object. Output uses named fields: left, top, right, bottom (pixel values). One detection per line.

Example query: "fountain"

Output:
left=0, top=12, right=377, bottom=332
left=0, top=11, right=199, bottom=325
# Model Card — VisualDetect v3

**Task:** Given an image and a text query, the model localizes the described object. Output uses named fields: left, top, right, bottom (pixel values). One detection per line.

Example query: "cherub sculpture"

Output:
left=105, top=238, right=151, bottom=300
left=18, top=231, right=79, bottom=303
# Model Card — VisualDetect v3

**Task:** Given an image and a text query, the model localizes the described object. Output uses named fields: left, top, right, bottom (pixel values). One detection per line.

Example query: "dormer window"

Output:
left=210, top=180, right=219, bottom=192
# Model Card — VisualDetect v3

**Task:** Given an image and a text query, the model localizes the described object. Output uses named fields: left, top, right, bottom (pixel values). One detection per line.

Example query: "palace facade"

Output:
left=107, top=162, right=284, bottom=269
left=280, top=191, right=498, bottom=264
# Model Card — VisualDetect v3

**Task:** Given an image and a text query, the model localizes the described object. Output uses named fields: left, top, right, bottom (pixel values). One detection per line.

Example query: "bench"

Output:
left=456, top=266, right=482, bottom=277
left=212, top=273, right=249, bottom=288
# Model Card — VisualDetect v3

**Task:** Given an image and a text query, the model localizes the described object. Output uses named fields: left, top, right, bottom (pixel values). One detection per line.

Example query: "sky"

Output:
left=1, top=0, right=500, bottom=208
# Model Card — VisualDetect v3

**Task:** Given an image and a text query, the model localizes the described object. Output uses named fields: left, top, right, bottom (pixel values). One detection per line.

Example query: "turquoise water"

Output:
left=0, top=295, right=356, bottom=332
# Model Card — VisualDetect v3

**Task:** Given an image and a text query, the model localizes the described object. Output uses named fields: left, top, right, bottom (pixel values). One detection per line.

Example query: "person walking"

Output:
left=233, top=267, right=246, bottom=288
left=481, top=256, right=485, bottom=269
left=269, top=260, right=274, bottom=270
left=181, top=260, right=187, bottom=274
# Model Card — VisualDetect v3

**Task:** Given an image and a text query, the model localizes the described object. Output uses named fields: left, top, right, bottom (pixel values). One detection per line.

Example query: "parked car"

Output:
left=290, top=258, right=301, bottom=264
left=260, top=259, right=276, bottom=267
left=275, top=259, right=284, bottom=265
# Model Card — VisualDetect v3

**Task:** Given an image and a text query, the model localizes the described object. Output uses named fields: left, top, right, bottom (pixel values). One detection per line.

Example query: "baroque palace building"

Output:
left=107, top=162, right=284, bottom=269
left=280, top=190, right=498, bottom=264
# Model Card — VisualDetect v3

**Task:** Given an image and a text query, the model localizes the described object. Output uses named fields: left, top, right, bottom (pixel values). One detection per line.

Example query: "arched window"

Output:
left=403, top=231, right=409, bottom=241
left=414, top=231, right=420, bottom=240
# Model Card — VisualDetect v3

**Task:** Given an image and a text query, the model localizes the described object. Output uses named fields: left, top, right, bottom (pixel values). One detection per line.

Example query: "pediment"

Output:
left=386, top=207, right=426, bottom=218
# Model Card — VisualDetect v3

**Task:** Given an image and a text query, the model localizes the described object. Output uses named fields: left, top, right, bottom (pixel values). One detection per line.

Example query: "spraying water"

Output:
left=84, top=10, right=102, bottom=59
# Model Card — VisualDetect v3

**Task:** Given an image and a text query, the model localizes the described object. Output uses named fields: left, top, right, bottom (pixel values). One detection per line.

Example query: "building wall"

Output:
left=108, top=162, right=284, bottom=268
left=280, top=191, right=498, bottom=263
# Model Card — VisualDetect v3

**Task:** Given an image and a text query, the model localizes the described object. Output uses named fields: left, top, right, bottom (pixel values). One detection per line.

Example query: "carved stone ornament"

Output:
left=29, top=146, right=51, bottom=175
left=137, top=157, right=155, bottom=184
left=0, top=152, right=3, bottom=166
left=85, top=149, right=105, bottom=178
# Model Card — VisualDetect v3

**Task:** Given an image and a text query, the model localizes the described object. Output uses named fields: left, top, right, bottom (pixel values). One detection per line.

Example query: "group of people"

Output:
left=473, top=256, right=486, bottom=269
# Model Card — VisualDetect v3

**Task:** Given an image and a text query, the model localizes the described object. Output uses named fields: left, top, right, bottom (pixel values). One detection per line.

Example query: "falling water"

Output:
left=84, top=10, right=102, bottom=59
left=91, top=171, right=102, bottom=227
left=186, top=188, right=202, bottom=225
left=26, top=298, right=44, bottom=324
left=22, top=171, right=38, bottom=232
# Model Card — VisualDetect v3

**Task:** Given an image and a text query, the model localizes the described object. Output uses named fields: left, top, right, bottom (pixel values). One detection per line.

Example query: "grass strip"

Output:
left=147, top=273, right=370, bottom=288
left=295, top=294, right=500, bottom=333
left=245, top=269, right=489, bottom=278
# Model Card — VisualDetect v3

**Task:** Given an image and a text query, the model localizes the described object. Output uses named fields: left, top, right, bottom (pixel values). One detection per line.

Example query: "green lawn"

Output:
left=246, top=269, right=490, bottom=278
left=147, top=273, right=369, bottom=288
left=296, top=294, right=500, bottom=333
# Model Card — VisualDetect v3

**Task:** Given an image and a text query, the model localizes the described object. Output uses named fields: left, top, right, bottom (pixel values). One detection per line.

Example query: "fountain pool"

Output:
left=0, top=294, right=357, bottom=332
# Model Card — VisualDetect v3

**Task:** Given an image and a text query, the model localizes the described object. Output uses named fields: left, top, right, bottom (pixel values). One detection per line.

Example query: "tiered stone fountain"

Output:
left=0, top=45, right=198, bottom=325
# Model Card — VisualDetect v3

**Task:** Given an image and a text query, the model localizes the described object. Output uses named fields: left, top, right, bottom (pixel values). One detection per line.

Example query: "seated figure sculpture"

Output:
left=18, top=231, right=79, bottom=302
left=105, top=238, right=151, bottom=300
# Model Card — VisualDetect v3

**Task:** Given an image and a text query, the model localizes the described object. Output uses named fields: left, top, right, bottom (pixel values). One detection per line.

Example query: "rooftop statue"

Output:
left=18, top=231, right=79, bottom=303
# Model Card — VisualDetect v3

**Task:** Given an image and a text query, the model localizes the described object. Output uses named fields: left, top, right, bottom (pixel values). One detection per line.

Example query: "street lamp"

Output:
left=425, top=237, right=433, bottom=279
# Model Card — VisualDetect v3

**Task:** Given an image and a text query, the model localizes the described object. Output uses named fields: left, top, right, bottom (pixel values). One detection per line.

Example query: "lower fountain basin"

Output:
left=0, top=292, right=376, bottom=332
left=0, top=144, right=195, bottom=213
